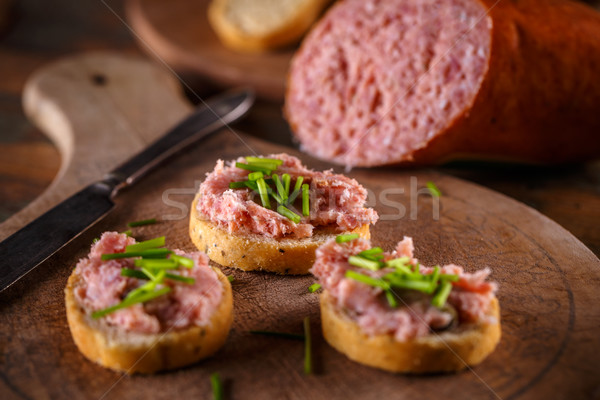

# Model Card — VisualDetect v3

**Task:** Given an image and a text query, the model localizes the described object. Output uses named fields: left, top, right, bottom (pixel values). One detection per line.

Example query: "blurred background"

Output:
left=0, top=0, right=598, bottom=255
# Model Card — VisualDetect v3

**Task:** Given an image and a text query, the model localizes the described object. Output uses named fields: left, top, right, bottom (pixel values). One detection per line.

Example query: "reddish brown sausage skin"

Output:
left=285, top=0, right=600, bottom=167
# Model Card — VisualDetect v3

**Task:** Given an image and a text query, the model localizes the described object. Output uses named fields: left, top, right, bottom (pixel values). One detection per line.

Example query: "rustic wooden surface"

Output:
left=1, top=53, right=600, bottom=400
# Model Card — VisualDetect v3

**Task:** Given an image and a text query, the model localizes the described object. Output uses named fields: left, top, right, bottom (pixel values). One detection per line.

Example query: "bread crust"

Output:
left=190, top=193, right=370, bottom=274
left=208, top=0, right=330, bottom=52
left=65, top=266, right=233, bottom=374
left=320, top=290, right=501, bottom=373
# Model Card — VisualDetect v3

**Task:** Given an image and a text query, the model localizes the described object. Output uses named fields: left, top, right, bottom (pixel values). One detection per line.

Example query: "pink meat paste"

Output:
left=73, top=232, right=223, bottom=334
left=311, top=236, right=498, bottom=341
left=196, top=153, right=378, bottom=239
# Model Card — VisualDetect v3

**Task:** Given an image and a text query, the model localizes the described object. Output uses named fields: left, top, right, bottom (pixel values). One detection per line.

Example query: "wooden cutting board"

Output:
left=125, top=0, right=295, bottom=100
left=1, top=53, right=599, bottom=400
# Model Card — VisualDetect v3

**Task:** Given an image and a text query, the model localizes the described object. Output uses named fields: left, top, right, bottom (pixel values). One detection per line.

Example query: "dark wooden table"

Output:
left=0, top=0, right=599, bottom=258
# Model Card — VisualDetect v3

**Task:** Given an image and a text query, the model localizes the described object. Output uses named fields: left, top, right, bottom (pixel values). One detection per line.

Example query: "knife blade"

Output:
left=0, top=88, right=254, bottom=292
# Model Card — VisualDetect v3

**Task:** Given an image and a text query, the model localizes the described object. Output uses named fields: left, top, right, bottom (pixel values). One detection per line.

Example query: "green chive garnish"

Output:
left=92, top=287, right=171, bottom=319
left=125, top=236, right=165, bottom=252
left=121, top=268, right=147, bottom=279
left=277, top=205, right=301, bottom=224
left=389, top=279, right=434, bottom=293
left=172, top=254, right=194, bottom=268
left=358, top=247, right=384, bottom=260
left=127, top=218, right=157, bottom=227
left=210, top=372, right=223, bottom=400
left=308, top=283, right=321, bottom=293
left=250, top=330, right=304, bottom=340
left=304, top=316, right=312, bottom=375
left=120, top=230, right=133, bottom=237
left=229, top=181, right=248, bottom=189
left=256, top=177, right=271, bottom=209
left=245, top=156, right=283, bottom=166
left=432, top=281, right=453, bottom=308
left=288, top=176, right=304, bottom=204
left=164, top=273, right=195, bottom=284
left=426, top=181, right=442, bottom=197
left=348, top=255, right=382, bottom=271
left=345, top=270, right=388, bottom=289
left=248, top=171, right=264, bottom=181
left=227, top=275, right=235, bottom=283
left=440, top=273, right=460, bottom=282
left=101, top=248, right=171, bottom=260
left=236, top=162, right=272, bottom=174
left=273, top=174, right=287, bottom=203
left=336, top=233, right=360, bottom=243
left=134, top=258, right=178, bottom=269
left=302, top=184, right=310, bottom=216
left=385, top=290, right=399, bottom=308
left=282, top=174, right=291, bottom=198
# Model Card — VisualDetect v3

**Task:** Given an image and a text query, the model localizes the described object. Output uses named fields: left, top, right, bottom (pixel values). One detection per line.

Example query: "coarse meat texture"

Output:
left=286, top=0, right=491, bottom=167
left=73, top=232, right=223, bottom=334
left=311, top=236, right=498, bottom=341
left=196, top=153, right=378, bottom=239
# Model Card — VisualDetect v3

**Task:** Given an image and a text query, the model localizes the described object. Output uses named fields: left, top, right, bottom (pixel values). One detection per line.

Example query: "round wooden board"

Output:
left=125, top=0, right=295, bottom=100
left=1, top=53, right=599, bottom=399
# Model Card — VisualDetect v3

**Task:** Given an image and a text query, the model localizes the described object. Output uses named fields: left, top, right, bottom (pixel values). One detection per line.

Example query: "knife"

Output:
left=0, top=88, right=255, bottom=292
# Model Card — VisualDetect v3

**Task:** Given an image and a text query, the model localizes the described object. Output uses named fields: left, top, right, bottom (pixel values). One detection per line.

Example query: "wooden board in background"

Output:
left=1, top=53, right=599, bottom=399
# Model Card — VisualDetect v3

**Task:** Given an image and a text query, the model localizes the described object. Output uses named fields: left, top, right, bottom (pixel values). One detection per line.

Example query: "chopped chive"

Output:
left=134, top=258, right=178, bottom=269
left=336, top=233, right=360, bottom=243
left=250, top=330, right=305, bottom=340
left=244, top=180, right=259, bottom=191
left=245, top=156, right=283, bottom=166
left=248, top=171, right=264, bottom=181
left=164, top=273, right=195, bottom=284
left=92, top=287, right=171, bottom=319
left=125, top=236, right=165, bottom=252
left=386, top=256, right=412, bottom=268
left=210, top=372, right=223, bottom=400
left=426, top=181, right=442, bottom=197
left=256, top=177, right=271, bottom=209
left=288, top=176, right=304, bottom=204
left=348, top=255, right=382, bottom=271
left=282, top=174, right=291, bottom=198
left=229, top=180, right=248, bottom=189
left=101, top=248, right=171, bottom=260
left=430, top=265, right=441, bottom=285
left=171, top=254, right=194, bottom=269
left=358, top=247, right=384, bottom=261
left=227, top=275, right=235, bottom=283
left=304, top=316, right=312, bottom=375
left=268, top=187, right=284, bottom=204
left=302, top=184, right=310, bottom=216
left=92, top=238, right=99, bottom=244
left=236, top=162, right=272, bottom=174
left=440, top=273, right=460, bottom=282
left=308, top=283, right=321, bottom=293
left=127, top=218, right=157, bottom=227
left=432, top=281, right=453, bottom=308
left=345, top=270, right=388, bottom=289
left=277, top=205, right=301, bottom=224
left=120, top=230, right=132, bottom=237
left=121, top=268, right=148, bottom=279
left=385, top=290, right=399, bottom=308
left=273, top=174, right=287, bottom=203
left=388, top=279, right=434, bottom=293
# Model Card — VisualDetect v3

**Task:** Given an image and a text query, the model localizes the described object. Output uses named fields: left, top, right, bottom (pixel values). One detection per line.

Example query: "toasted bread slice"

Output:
left=208, top=0, right=331, bottom=52
left=65, top=266, right=233, bottom=374
left=320, top=290, right=501, bottom=373
left=190, top=193, right=370, bottom=274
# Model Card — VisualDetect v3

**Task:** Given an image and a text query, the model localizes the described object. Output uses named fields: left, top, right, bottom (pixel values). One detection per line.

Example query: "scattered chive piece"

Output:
left=121, top=268, right=147, bottom=279
left=268, top=187, right=284, bottom=204
left=288, top=176, right=304, bottom=204
left=134, top=258, right=178, bottom=269
left=385, top=290, right=399, bottom=308
left=229, top=180, right=248, bottom=189
left=348, top=255, right=382, bottom=271
left=101, top=248, right=171, bottom=260
left=250, top=330, right=304, bottom=340
left=388, top=278, right=434, bottom=293
left=236, top=162, right=272, bottom=174
left=92, top=238, right=99, bottom=244
left=125, top=236, right=165, bottom=252
left=387, top=256, right=411, bottom=268
left=282, top=174, right=291, bottom=198
left=92, top=287, right=171, bottom=319
left=273, top=174, right=287, bottom=203
left=210, top=372, right=223, bottom=400
left=440, top=273, right=460, bottom=282
left=227, top=275, right=235, bottom=283
left=277, top=205, right=301, bottom=224
left=426, top=181, right=442, bottom=197
left=127, top=218, right=157, bottom=227
left=172, top=254, right=194, bottom=269
left=336, top=233, right=360, bottom=243
left=164, top=273, right=195, bottom=284
left=432, top=281, right=453, bottom=308
left=245, top=156, right=283, bottom=166
left=256, top=177, right=271, bottom=209
left=247, top=171, right=264, bottom=181
left=308, top=283, right=321, bottom=293
left=302, top=184, right=310, bottom=216
left=358, top=247, right=384, bottom=260
left=430, top=265, right=441, bottom=286
left=120, top=230, right=132, bottom=237
left=304, top=316, right=312, bottom=375
left=345, top=270, right=388, bottom=289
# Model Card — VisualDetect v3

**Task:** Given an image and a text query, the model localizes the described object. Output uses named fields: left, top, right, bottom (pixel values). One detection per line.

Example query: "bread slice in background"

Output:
left=208, top=0, right=332, bottom=52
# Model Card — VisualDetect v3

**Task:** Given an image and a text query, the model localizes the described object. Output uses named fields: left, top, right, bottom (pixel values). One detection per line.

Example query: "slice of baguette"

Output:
left=208, top=0, right=331, bottom=52
left=65, top=266, right=233, bottom=374
left=190, top=193, right=370, bottom=274
left=320, top=290, right=501, bottom=373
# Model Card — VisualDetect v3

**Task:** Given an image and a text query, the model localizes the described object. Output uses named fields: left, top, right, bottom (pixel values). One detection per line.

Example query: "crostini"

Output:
left=311, top=234, right=501, bottom=373
left=65, top=232, right=233, bottom=374
left=190, top=153, right=378, bottom=274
